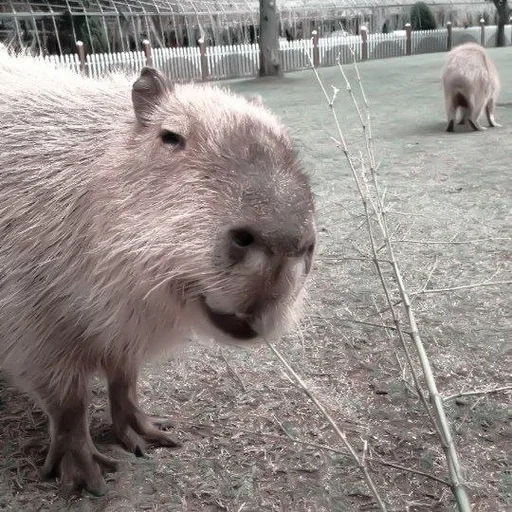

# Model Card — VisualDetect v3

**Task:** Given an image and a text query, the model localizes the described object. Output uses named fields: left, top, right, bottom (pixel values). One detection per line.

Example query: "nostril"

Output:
left=231, top=229, right=255, bottom=248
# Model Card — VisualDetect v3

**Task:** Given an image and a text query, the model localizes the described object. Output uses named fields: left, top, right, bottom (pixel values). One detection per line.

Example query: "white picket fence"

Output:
left=40, top=24, right=512, bottom=82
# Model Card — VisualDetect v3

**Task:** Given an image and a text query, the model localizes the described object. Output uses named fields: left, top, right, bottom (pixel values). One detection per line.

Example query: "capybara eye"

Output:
left=231, top=229, right=255, bottom=248
left=160, top=129, right=185, bottom=149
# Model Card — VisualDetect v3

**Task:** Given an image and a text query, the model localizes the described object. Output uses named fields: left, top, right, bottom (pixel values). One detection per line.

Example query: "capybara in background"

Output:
left=0, top=49, right=316, bottom=496
left=442, top=41, right=501, bottom=132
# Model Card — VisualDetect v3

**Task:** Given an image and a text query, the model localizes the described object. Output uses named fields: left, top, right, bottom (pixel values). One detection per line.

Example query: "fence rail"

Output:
left=38, top=22, right=512, bottom=82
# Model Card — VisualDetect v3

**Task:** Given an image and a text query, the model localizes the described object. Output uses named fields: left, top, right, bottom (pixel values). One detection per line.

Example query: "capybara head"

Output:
left=108, top=67, right=316, bottom=346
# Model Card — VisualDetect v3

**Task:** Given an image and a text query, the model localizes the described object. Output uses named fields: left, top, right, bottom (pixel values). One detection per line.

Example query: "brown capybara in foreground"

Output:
left=0, top=49, right=316, bottom=496
left=442, top=41, right=501, bottom=132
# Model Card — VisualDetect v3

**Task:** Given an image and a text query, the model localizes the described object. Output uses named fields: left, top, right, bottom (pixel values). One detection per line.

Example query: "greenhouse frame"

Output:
left=0, top=1, right=496, bottom=55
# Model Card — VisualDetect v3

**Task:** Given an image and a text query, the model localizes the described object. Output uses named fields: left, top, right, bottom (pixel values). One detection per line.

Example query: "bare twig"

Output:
left=309, top=46, right=473, bottom=511
left=389, top=237, right=510, bottom=245
left=218, top=349, right=246, bottom=392
left=255, top=426, right=450, bottom=487
left=444, top=385, right=512, bottom=402
left=416, top=280, right=511, bottom=295
left=343, top=317, right=402, bottom=332
left=352, top=63, right=471, bottom=511
left=266, top=340, right=388, bottom=511
left=410, top=256, right=438, bottom=303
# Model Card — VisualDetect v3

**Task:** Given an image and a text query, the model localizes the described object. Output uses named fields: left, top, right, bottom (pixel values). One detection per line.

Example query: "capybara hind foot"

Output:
left=108, top=371, right=180, bottom=457
left=486, top=105, right=501, bottom=127
left=446, top=119, right=455, bottom=132
left=469, top=119, right=487, bottom=131
left=42, top=438, right=118, bottom=497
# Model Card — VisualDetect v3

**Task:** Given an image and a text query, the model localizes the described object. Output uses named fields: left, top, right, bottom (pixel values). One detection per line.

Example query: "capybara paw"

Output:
left=113, top=411, right=181, bottom=456
left=42, top=444, right=118, bottom=497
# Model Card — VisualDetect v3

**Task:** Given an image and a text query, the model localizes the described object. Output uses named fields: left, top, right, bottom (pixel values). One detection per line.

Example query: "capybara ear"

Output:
left=132, top=67, right=171, bottom=126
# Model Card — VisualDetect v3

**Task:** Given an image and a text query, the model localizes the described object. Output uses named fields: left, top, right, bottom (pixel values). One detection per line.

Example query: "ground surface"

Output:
left=0, top=50, right=511, bottom=511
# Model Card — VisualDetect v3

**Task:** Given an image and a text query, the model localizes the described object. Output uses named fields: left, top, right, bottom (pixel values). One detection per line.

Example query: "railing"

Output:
left=37, top=22, right=512, bottom=82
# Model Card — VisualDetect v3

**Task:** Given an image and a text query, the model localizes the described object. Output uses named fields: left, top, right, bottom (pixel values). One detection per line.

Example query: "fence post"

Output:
left=360, top=26, right=368, bottom=61
left=405, top=23, right=412, bottom=56
left=480, top=18, right=485, bottom=46
left=199, top=38, right=208, bottom=81
left=312, top=30, right=319, bottom=67
left=142, top=39, right=152, bottom=67
left=446, top=21, right=452, bottom=51
left=76, top=40, right=86, bottom=74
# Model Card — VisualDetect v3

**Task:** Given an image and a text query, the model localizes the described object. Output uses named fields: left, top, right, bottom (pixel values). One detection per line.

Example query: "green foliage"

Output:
left=410, top=2, right=437, bottom=31
left=48, top=0, right=109, bottom=54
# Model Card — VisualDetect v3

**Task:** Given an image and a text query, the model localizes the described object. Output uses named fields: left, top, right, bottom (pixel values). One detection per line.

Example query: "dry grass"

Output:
left=1, top=49, right=511, bottom=511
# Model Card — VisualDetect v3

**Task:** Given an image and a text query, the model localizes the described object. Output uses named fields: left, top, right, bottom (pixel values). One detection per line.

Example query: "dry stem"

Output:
left=266, top=340, right=388, bottom=511
left=444, top=385, right=512, bottom=402
left=305, top=45, right=472, bottom=510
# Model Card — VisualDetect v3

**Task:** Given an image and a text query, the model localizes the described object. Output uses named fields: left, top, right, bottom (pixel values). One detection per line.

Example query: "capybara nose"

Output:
left=227, top=225, right=315, bottom=273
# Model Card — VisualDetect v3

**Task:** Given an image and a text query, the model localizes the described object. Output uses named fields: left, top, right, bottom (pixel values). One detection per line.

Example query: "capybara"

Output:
left=0, top=49, right=316, bottom=496
left=442, top=41, right=501, bottom=132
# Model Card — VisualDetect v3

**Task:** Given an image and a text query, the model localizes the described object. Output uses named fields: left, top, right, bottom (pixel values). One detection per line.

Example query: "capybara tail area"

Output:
left=453, top=92, right=469, bottom=109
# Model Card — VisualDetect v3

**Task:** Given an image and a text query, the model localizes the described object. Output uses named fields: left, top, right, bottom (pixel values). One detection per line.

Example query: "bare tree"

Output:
left=259, top=0, right=283, bottom=77
left=489, top=0, right=509, bottom=47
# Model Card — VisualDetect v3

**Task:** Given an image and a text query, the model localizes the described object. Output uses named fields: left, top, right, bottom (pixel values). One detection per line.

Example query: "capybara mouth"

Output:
left=200, top=297, right=258, bottom=340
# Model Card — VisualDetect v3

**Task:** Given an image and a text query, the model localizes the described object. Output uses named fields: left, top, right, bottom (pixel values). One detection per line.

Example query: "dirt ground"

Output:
left=0, top=49, right=511, bottom=511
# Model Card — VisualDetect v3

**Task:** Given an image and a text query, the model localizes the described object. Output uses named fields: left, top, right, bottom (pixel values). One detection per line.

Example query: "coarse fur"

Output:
left=0, top=48, right=316, bottom=496
left=442, top=42, right=501, bottom=132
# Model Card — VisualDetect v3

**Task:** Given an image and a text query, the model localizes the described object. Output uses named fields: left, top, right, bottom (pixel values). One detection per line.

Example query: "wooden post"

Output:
left=360, top=26, right=368, bottom=61
left=405, top=23, right=412, bottom=56
left=480, top=18, right=485, bottom=46
left=446, top=21, right=452, bottom=51
left=312, top=30, right=319, bottom=67
left=199, top=38, right=208, bottom=81
left=142, top=39, right=152, bottom=67
left=76, top=40, right=86, bottom=74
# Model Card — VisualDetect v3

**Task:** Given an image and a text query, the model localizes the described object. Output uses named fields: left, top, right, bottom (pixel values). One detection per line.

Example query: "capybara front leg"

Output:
left=108, top=368, right=180, bottom=457
left=41, top=381, right=118, bottom=497
left=486, top=100, right=501, bottom=128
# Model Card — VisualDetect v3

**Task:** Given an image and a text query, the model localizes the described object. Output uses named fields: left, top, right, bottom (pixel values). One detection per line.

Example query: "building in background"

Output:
left=0, top=1, right=498, bottom=55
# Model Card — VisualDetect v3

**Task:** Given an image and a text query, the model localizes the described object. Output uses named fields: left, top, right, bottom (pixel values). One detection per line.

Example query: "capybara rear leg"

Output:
left=486, top=99, right=501, bottom=128
left=468, top=119, right=487, bottom=131
left=41, top=380, right=118, bottom=497
left=108, top=368, right=180, bottom=457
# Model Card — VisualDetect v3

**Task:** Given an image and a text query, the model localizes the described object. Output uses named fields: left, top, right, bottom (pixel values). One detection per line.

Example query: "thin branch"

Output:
left=410, top=256, right=438, bottom=303
left=256, top=427, right=450, bottom=487
left=347, top=54, right=472, bottom=512
left=266, top=340, right=388, bottom=511
left=219, top=349, right=246, bottom=393
left=312, top=48, right=472, bottom=510
left=389, top=237, right=511, bottom=245
left=343, top=318, right=402, bottom=332
left=416, top=280, right=511, bottom=295
left=444, top=385, right=512, bottom=402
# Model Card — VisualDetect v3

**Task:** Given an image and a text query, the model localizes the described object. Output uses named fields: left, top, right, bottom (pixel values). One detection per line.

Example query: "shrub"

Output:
left=410, top=2, right=437, bottom=31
